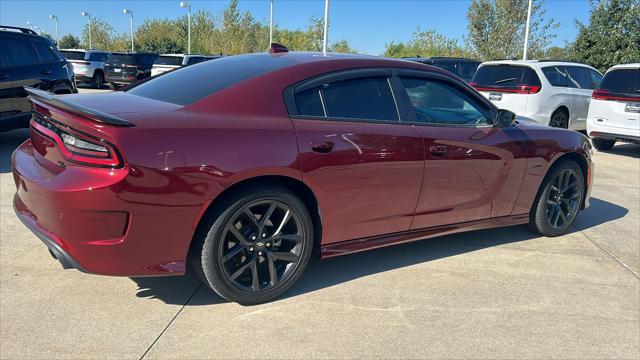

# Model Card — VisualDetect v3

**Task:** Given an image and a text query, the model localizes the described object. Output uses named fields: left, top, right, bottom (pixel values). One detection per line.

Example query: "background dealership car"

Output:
left=150, top=54, right=221, bottom=76
left=587, top=63, right=640, bottom=150
left=13, top=47, right=593, bottom=304
left=59, top=49, right=110, bottom=88
left=0, top=25, right=76, bottom=132
left=104, top=51, right=158, bottom=89
left=471, top=60, right=602, bottom=130
left=403, top=56, right=481, bottom=82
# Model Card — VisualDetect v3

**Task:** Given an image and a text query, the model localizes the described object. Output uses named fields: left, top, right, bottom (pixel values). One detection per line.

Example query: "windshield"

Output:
left=155, top=56, right=183, bottom=66
left=599, top=69, right=640, bottom=97
left=472, top=64, right=541, bottom=87
left=60, top=51, right=85, bottom=60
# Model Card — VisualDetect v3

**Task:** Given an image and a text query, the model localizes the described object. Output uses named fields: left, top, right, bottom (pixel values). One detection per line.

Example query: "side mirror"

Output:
left=494, top=109, right=516, bottom=128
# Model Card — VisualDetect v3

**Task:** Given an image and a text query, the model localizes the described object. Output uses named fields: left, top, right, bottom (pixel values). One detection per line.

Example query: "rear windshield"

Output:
left=599, top=68, right=640, bottom=96
left=60, top=51, right=85, bottom=60
left=472, top=64, right=541, bottom=87
left=108, top=54, right=136, bottom=64
left=155, top=56, right=183, bottom=66
left=127, top=54, right=292, bottom=106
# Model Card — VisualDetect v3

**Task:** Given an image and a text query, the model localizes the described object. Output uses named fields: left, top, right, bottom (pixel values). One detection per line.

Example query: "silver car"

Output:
left=59, top=49, right=110, bottom=88
left=151, top=54, right=221, bottom=77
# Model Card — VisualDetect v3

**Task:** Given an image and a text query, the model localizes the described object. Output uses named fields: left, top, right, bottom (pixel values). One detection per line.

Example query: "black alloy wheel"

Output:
left=545, top=168, right=581, bottom=229
left=220, top=200, right=304, bottom=292
left=549, top=110, right=569, bottom=128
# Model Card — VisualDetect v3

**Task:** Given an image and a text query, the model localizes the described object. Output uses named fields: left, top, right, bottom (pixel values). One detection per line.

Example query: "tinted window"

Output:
left=588, top=69, right=603, bottom=89
left=472, top=64, right=541, bottom=87
left=0, top=37, right=38, bottom=67
left=599, top=69, right=640, bottom=96
left=435, top=61, right=458, bottom=75
left=459, top=61, right=479, bottom=81
left=565, top=66, right=592, bottom=89
left=108, top=54, right=136, bottom=64
left=321, top=77, right=397, bottom=121
left=187, top=57, right=204, bottom=65
left=295, top=88, right=325, bottom=116
left=32, top=40, right=60, bottom=63
left=156, top=56, right=183, bottom=66
left=400, top=77, right=490, bottom=125
left=60, top=50, right=85, bottom=60
left=127, top=54, right=293, bottom=105
left=542, top=66, right=569, bottom=87
left=88, top=52, right=108, bottom=62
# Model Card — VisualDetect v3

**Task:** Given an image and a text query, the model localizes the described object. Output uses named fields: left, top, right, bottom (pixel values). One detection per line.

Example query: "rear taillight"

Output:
left=31, top=116, right=122, bottom=168
left=470, top=82, right=540, bottom=94
left=592, top=89, right=640, bottom=102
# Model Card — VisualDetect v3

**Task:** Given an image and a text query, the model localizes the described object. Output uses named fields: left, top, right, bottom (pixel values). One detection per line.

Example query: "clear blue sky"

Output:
left=1, top=0, right=591, bottom=55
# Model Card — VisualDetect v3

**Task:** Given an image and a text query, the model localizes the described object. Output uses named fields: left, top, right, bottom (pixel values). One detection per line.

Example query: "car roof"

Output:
left=480, top=59, right=597, bottom=70
left=403, top=57, right=479, bottom=62
left=609, top=63, right=640, bottom=71
left=59, top=49, right=110, bottom=53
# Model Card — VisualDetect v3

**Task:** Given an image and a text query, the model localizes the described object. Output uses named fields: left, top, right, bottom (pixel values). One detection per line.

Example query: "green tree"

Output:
left=544, top=46, right=570, bottom=60
left=135, top=19, right=183, bottom=53
left=58, top=34, right=81, bottom=49
left=330, top=40, right=357, bottom=53
left=384, top=29, right=472, bottom=58
left=569, top=0, right=640, bottom=72
left=466, top=0, right=558, bottom=60
left=81, top=18, right=114, bottom=50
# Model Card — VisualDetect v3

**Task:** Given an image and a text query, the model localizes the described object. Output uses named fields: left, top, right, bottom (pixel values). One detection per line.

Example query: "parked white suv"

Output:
left=59, top=49, right=110, bottom=88
left=150, top=54, right=220, bottom=77
left=471, top=60, right=602, bottom=130
left=587, top=63, right=640, bottom=150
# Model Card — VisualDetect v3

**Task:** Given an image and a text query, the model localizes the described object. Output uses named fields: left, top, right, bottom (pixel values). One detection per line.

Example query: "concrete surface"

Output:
left=1, top=94, right=638, bottom=358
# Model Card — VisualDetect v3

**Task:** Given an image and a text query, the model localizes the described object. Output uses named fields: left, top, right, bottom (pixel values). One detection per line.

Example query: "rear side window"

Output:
left=88, top=53, right=108, bottom=62
left=599, top=69, right=640, bottom=96
left=322, top=77, right=398, bottom=121
left=588, top=70, right=603, bottom=89
left=156, top=56, right=183, bottom=66
left=60, top=51, right=85, bottom=60
left=127, top=54, right=293, bottom=105
left=565, top=66, right=593, bottom=89
left=295, top=88, right=325, bottom=116
left=0, top=36, right=38, bottom=67
left=186, top=57, right=204, bottom=65
left=542, top=66, right=569, bottom=87
left=32, top=40, right=60, bottom=63
left=472, top=64, right=541, bottom=87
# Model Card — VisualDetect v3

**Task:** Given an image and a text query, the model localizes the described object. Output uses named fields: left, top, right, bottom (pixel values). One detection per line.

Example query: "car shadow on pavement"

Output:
left=598, top=143, right=639, bottom=158
left=130, top=196, right=627, bottom=306
left=0, top=129, right=29, bottom=173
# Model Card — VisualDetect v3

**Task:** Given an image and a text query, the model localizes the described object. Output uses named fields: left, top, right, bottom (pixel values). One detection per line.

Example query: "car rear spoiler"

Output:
left=24, top=86, right=134, bottom=127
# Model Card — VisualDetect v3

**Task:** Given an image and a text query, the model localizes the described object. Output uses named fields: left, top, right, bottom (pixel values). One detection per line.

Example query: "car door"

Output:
left=0, top=34, right=43, bottom=115
left=566, top=66, right=597, bottom=128
left=393, top=69, right=529, bottom=229
left=12, top=38, right=60, bottom=113
left=287, top=68, right=425, bottom=244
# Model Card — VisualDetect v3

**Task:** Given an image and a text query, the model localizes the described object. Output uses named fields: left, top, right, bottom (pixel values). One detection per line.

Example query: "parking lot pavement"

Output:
left=1, top=127, right=638, bottom=359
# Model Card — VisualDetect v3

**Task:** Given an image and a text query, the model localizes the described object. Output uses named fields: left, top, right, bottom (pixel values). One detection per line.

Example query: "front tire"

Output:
left=591, top=138, right=615, bottom=151
left=529, top=160, right=584, bottom=236
left=192, top=186, right=313, bottom=305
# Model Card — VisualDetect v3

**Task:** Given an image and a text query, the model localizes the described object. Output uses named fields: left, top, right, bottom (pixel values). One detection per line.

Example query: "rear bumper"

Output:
left=13, top=195, right=87, bottom=272
left=105, top=73, right=138, bottom=85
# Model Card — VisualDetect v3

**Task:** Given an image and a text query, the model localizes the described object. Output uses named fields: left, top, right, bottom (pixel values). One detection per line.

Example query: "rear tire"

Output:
left=93, top=71, right=104, bottom=89
left=591, top=138, right=615, bottom=151
left=191, top=186, right=313, bottom=305
left=549, top=109, right=569, bottom=128
left=529, top=160, right=584, bottom=237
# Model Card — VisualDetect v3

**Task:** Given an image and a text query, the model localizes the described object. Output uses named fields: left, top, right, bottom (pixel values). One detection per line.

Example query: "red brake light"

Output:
left=31, top=116, right=123, bottom=168
left=470, top=84, right=540, bottom=94
left=592, top=88, right=640, bottom=102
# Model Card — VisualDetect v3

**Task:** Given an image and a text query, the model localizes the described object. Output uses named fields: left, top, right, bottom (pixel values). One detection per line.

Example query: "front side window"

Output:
left=321, top=77, right=398, bottom=121
left=566, top=66, right=593, bottom=89
left=0, top=36, right=38, bottom=67
left=400, top=77, right=490, bottom=126
left=542, top=66, right=569, bottom=87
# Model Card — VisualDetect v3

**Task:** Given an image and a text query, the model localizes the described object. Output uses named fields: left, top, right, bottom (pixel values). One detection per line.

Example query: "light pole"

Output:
left=123, top=9, right=134, bottom=52
left=523, top=0, right=533, bottom=60
left=81, top=12, right=92, bottom=49
left=322, top=0, right=330, bottom=54
left=49, top=15, right=59, bottom=45
left=180, top=2, right=191, bottom=54
left=269, top=0, right=273, bottom=44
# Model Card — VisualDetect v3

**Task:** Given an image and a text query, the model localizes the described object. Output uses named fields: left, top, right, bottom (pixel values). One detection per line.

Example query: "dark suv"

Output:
left=0, top=25, right=76, bottom=132
left=104, top=52, right=158, bottom=89
left=402, top=56, right=481, bottom=82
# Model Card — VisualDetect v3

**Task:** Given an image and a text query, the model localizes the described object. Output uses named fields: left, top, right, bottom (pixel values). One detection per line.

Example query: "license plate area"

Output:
left=114, top=68, right=122, bottom=73
left=489, top=92, right=502, bottom=101
left=624, top=103, right=640, bottom=113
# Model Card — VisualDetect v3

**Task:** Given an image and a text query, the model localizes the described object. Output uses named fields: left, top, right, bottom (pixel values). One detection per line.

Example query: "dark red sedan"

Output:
left=12, top=46, right=593, bottom=304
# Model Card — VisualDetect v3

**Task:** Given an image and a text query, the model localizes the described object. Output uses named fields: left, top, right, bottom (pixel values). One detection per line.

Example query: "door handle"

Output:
left=41, top=70, right=52, bottom=75
left=429, top=145, right=447, bottom=158
left=311, top=141, right=334, bottom=153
